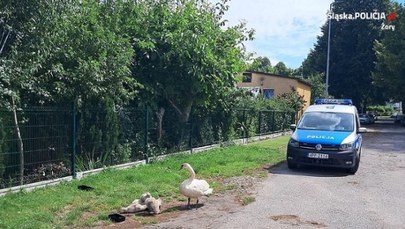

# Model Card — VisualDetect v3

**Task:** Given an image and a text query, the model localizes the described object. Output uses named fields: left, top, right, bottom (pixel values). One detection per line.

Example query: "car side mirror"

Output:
left=358, top=127, right=367, bottom=133
left=290, top=124, right=297, bottom=131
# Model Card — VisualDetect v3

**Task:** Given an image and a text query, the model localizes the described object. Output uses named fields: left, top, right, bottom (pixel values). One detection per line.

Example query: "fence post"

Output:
left=242, top=109, right=246, bottom=142
left=144, top=104, right=149, bottom=163
left=71, top=103, right=77, bottom=179
left=258, top=111, right=262, bottom=137
left=282, top=112, right=286, bottom=132
left=188, top=122, right=192, bottom=153
left=189, top=112, right=193, bottom=152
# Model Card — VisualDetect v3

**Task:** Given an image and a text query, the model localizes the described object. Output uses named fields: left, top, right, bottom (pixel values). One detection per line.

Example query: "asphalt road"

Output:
left=210, top=119, right=405, bottom=229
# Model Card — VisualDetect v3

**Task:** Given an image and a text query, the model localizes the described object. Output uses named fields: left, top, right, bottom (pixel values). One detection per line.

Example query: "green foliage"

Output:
left=241, top=196, right=256, bottom=206
left=273, top=62, right=290, bottom=76
left=191, top=88, right=295, bottom=142
left=130, top=0, right=254, bottom=122
left=113, top=143, right=132, bottom=164
left=76, top=99, right=121, bottom=171
left=301, top=0, right=391, bottom=108
left=367, top=105, right=393, bottom=116
left=196, top=118, right=216, bottom=145
left=247, top=56, right=273, bottom=73
left=306, top=73, right=325, bottom=102
left=276, top=87, right=306, bottom=113
left=247, top=57, right=297, bottom=76
left=0, top=0, right=136, bottom=108
left=42, top=0, right=136, bottom=106
left=1, top=1, right=137, bottom=183
left=0, top=114, right=5, bottom=177
left=373, top=3, right=405, bottom=110
left=232, top=87, right=302, bottom=114
left=0, top=136, right=289, bottom=228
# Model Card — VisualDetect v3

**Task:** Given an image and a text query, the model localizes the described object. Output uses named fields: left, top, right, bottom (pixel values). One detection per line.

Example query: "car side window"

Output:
left=355, top=113, right=361, bottom=130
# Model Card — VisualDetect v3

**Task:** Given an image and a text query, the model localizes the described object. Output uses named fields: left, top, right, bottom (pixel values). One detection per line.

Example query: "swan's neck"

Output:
left=186, top=166, right=196, bottom=180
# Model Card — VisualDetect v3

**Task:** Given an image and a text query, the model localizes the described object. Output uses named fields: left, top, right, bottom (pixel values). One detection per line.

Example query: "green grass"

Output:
left=241, top=196, right=256, bottom=206
left=0, top=136, right=289, bottom=229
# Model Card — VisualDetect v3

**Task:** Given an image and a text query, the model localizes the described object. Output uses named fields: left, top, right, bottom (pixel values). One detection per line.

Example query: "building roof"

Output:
left=245, top=71, right=312, bottom=87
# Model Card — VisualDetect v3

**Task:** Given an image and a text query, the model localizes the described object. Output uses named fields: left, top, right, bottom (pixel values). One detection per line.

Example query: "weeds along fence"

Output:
left=0, top=106, right=295, bottom=189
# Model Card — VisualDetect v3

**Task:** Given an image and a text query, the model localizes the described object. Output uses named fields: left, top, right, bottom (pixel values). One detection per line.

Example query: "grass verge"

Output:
left=0, top=135, right=289, bottom=228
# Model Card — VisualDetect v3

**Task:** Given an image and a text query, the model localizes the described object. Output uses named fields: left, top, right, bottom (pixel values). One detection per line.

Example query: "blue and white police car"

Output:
left=286, top=99, right=367, bottom=174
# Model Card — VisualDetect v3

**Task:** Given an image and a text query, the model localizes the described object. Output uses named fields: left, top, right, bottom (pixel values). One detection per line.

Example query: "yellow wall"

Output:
left=239, top=72, right=297, bottom=97
left=296, top=82, right=311, bottom=110
left=238, top=72, right=312, bottom=115
left=296, top=82, right=312, bottom=120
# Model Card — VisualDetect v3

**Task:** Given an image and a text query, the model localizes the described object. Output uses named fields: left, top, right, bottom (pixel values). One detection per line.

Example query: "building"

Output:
left=237, top=71, right=312, bottom=117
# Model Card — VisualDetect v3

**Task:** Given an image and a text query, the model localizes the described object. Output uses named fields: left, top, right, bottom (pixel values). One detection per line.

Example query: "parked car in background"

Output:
left=367, top=112, right=377, bottom=121
left=395, top=114, right=405, bottom=125
left=391, top=112, right=402, bottom=118
left=359, top=113, right=374, bottom=125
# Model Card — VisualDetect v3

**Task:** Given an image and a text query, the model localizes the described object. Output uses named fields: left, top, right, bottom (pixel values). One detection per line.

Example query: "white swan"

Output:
left=179, top=163, right=213, bottom=208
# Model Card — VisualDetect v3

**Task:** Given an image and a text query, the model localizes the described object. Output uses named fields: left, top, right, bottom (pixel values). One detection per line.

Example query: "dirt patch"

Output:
left=85, top=175, right=262, bottom=228
left=270, top=214, right=327, bottom=228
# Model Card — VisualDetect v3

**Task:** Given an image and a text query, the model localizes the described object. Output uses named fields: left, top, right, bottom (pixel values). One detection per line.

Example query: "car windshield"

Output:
left=297, top=112, right=354, bottom=132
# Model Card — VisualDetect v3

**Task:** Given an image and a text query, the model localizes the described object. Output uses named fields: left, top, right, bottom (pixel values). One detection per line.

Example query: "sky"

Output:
left=217, top=0, right=403, bottom=69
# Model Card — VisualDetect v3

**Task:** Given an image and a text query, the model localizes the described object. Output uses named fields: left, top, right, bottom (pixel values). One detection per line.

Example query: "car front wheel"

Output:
left=288, top=161, right=297, bottom=169
left=347, top=151, right=361, bottom=174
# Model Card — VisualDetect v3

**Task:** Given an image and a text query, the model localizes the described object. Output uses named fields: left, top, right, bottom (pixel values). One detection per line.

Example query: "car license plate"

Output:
left=308, top=153, right=329, bottom=159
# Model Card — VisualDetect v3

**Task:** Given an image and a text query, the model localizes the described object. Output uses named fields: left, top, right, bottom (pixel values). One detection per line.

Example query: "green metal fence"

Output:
left=0, top=106, right=295, bottom=189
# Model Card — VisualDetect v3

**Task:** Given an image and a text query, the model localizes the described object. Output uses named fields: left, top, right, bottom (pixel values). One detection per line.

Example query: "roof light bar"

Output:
left=314, top=98, right=353, bottom=105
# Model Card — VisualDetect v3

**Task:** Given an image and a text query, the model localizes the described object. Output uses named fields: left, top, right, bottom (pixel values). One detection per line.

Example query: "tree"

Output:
left=121, top=0, right=254, bottom=146
left=276, top=86, right=306, bottom=113
left=247, top=57, right=298, bottom=76
left=128, top=0, right=253, bottom=128
left=301, top=0, right=390, bottom=108
left=273, top=61, right=290, bottom=76
left=0, top=0, right=57, bottom=185
left=373, top=3, right=405, bottom=111
left=306, top=73, right=326, bottom=103
left=248, top=56, right=273, bottom=73
left=0, top=0, right=137, bottom=183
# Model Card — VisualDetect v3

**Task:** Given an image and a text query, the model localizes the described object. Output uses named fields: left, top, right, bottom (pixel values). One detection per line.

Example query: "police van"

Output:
left=286, top=99, right=367, bottom=174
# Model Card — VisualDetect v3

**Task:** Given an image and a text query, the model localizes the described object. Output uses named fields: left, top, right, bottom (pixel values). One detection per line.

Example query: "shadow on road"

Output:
left=268, top=162, right=350, bottom=178
left=362, top=119, right=405, bottom=153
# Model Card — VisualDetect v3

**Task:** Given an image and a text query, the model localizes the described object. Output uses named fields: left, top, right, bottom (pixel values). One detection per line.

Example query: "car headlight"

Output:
left=288, top=138, right=299, bottom=148
left=339, top=143, right=353, bottom=150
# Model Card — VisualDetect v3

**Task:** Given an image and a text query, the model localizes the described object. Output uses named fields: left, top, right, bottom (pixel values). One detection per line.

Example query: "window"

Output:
left=242, top=73, right=252, bottom=82
left=263, top=89, right=274, bottom=99
left=298, top=112, right=354, bottom=131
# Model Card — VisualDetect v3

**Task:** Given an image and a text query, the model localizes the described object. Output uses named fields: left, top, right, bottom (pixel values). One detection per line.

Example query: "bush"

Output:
left=368, top=105, right=393, bottom=116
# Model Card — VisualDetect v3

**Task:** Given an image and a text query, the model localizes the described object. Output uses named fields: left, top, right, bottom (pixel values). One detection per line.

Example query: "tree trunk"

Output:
left=167, top=99, right=193, bottom=150
left=156, top=107, right=165, bottom=144
left=168, top=99, right=192, bottom=123
left=11, top=97, right=24, bottom=185
left=0, top=30, right=10, bottom=55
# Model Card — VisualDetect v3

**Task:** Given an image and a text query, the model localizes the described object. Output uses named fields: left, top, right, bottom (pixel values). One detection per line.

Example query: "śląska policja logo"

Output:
left=327, top=10, right=398, bottom=31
